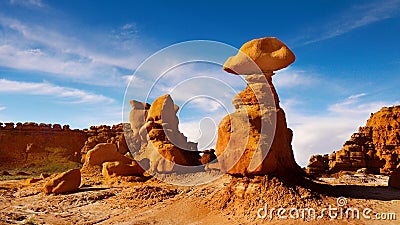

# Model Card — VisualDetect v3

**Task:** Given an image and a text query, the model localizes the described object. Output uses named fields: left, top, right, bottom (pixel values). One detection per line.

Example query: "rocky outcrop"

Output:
left=132, top=94, right=201, bottom=173
left=366, top=106, right=400, bottom=173
left=306, top=106, right=400, bottom=175
left=80, top=123, right=132, bottom=163
left=0, top=122, right=87, bottom=170
left=82, top=143, right=132, bottom=167
left=215, top=37, right=303, bottom=178
left=129, top=100, right=150, bottom=154
left=0, top=121, right=137, bottom=173
left=306, top=154, right=329, bottom=175
left=43, top=169, right=81, bottom=194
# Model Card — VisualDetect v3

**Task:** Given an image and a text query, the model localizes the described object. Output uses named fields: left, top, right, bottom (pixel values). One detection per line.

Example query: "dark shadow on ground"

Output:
left=300, top=178, right=400, bottom=201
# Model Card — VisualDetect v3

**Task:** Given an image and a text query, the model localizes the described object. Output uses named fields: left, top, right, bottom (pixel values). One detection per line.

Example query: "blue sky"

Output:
left=0, top=0, right=399, bottom=166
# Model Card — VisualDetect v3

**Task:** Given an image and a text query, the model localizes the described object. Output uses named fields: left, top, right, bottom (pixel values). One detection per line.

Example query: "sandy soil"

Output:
left=1, top=172, right=399, bottom=225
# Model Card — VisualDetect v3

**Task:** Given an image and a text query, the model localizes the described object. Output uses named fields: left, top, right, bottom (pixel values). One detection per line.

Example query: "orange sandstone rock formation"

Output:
left=129, top=100, right=151, bottom=154
left=216, top=37, right=303, bottom=178
left=307, top=105, right=400, bottom=175
left=0, top=122, right=86, bottom=169
left=82, top=143, right=132, bottom=167
left=223, top=37, right=296, bottom=75
left=80, top=123, right=131, bottom=162
left=132, top=94, right=201, bottom=173
left=43, top=169, right=81, bottom=194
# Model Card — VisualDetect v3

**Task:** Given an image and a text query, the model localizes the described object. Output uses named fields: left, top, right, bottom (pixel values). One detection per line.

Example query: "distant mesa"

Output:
left=0, top=121, right=73, bottom=131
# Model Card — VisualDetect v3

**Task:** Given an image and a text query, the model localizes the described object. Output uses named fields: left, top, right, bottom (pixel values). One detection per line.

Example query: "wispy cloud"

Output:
left=0, top=79, right=115, bottom=104
left=0, top=106, right=6, bottom=111
left=9, top=0, right=44, bottom=7
left=0, top=16, right=147, bottom=86
left=301, top=0, right=400, bottom=45
left=274, top=67, right=317, bottom=88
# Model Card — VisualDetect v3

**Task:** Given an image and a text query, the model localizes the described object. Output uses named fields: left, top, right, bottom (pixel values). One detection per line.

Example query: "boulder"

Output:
left=43, top=169, right=81, bottom=194
left=223, top=37, right=295, bottom=75
left=102, top=161, right=145, bottom=179
left=83, top=143, right=132, bottom=167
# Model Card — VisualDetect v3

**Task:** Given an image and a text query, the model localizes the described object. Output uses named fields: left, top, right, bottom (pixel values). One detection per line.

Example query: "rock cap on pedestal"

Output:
left=223, top=37, right=295, bottom=75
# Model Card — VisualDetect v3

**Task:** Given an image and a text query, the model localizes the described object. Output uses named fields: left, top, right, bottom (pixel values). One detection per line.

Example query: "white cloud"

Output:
left=179, top=116, right=221, bottom=150
left=189, top=98, right=222, bottom=113
left=302, top=0, right=400, bottom=45
left=327, top=93, right=384, bottom=114
left=9, top=0, right=44, bottom=7
left=274, top=67, right=316, bottom=88
left=0, top=106, right=6, bottom=111
left=0, top=16, right=147, bottom=87
left=0, top=79, right=115, bottom=104
left=285, top=94, right=398, bottom=166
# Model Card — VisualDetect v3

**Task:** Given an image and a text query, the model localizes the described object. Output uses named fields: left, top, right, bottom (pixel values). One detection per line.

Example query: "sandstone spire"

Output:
left=216, top=37, right=303, bottom=178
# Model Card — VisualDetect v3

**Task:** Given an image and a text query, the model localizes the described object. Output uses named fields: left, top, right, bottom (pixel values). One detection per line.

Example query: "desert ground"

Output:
left=1, top=170, right=399, bottom=225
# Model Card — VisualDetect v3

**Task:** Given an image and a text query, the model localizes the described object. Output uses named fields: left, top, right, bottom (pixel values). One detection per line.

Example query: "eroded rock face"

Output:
left=43, top=169, right=81, bottom=194
left=306, top=106, right=400, bottom=175
left=306, top=154, right=329, bottom=175
left=82, top=143, right=132, bottom=168
left=134, top=94, right=201, bottom=173
left=216, top=37, right=302, bottom=178
left=0, top=122, right=87, bottom=170
left=80, top=123, right=132, bottom=163
left=216, top=75, right=301, bottom=176
left=129, top=100, right=151, bottom=154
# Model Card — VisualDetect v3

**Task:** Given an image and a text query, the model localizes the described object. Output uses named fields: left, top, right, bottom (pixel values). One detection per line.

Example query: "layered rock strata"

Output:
left=306, top=106, right=400, bottom=175
left=0, top=122, right=86, bottom=169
